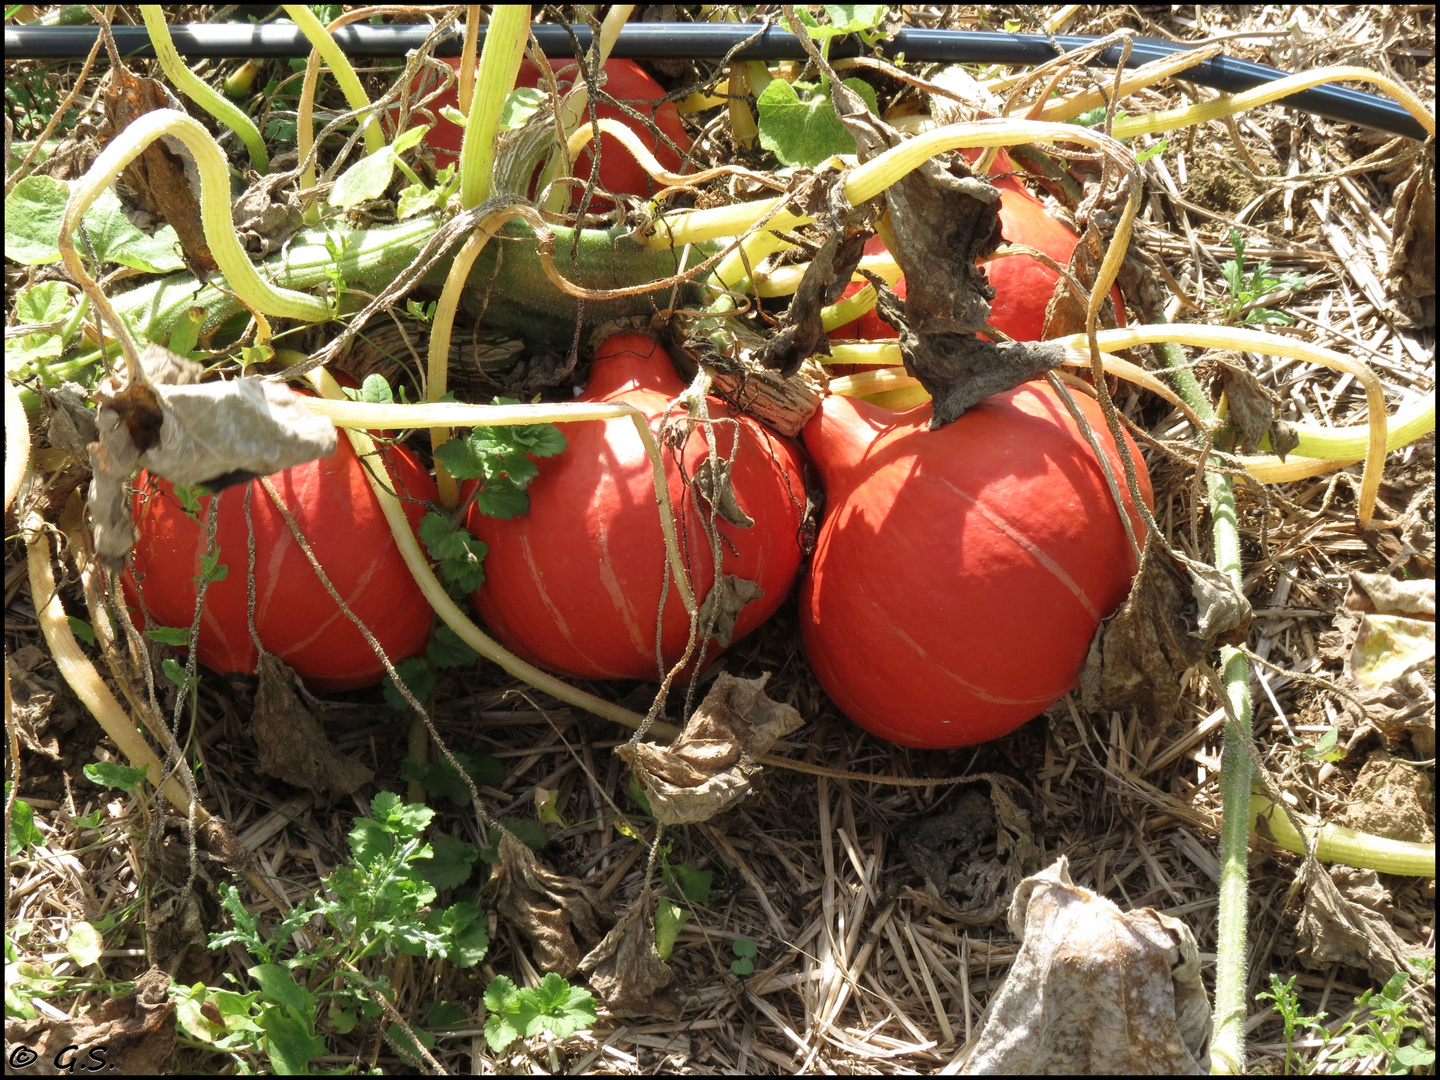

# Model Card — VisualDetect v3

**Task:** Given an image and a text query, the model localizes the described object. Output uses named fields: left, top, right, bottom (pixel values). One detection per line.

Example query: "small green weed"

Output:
left=731, top=938, right=758, bottom=976
left=1219, top=229, right=1307, bottom=326
left=482, top=972, right=596, bottom=1053
left=177, top=793, right=486, bottom=1073
left=1257, top=966, right=1436, bottom=1075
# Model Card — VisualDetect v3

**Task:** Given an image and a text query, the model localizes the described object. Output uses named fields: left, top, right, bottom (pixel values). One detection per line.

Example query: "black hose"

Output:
left=4, top=22, right=1427, bottom=140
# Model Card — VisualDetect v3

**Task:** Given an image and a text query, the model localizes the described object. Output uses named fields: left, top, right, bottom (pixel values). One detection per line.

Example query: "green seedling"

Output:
left=482, top=972, right=596, bottom=1053
left=1220, top=229, right=1307, bottom=325
left=731, top=937, right=758, bottom=976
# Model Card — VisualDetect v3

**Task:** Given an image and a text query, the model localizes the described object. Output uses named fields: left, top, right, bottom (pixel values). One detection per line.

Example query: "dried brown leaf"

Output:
left=1214, top=354, right=1299, bottom=459
left=1345, top=571, right=1436, bottom=619
left=578, top=902, right=680, bottom=1019
left=1388, top=142, right=1435, bottom=328
left=618, top=672, right=803, bottom=826
left=88, top=344, right=336, bottom=567
left=696, top=575, right=764, bottom=649
left=103, top=66, right=218, bottom=280
left=1341, top=749, right=1435, bottom=843
left=1082, top=535, right=1251, bottom=727
left=252, top=654, right=374, bottom=797
left=964, top=857, right=1211, bottom=1075
left=488, top=831, right=607, bottom=977
left=1295, top=859, right=1430, bottom=992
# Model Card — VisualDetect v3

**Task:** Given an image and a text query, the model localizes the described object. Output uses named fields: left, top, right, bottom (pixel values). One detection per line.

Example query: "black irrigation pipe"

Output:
left=5, top=22, right=1428, bottom=141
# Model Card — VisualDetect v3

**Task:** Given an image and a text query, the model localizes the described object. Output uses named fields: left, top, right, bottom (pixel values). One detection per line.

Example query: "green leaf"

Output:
left=392, top=125, right=429, bottom=154
left=475, top=476, right=530, bottom=521
left=83, top=761, right=148, bottom=793
left=521, top=974, right=596, bottom=1040
left=331, top=145, right=399, bottom=209
left=414, top=833, right=481, bottom=891
left=359, top=373, right=394, bottom=404
left=654, top=898, right=688, bottom=961
left=383, top=656, right=436, bottom=710
left=397, top=181, right=441, bottom=220
left=433, top=437, right=489, bottom=481
left=6, top=785, right=45, bottom=854
left=428, top=1000, right=469, bottom=1027
left=501, top=86, right=546, bottom=130
left=673, top=864, right=713, bottom=904
left=808, top=4, right=888, bottom=39
left=144, top=625, right=191, bottom=647
left=484, top=1010, right=522, bottom=1053
left=65, top=921, right=103, bottom=967
left=731, top=937, right=757, bottom=973
left=328, top=1005, right=358, bottom=1035
left=162, top=657, right=198, bottom=694
left=4, top=176, right=184, bottom=272
left=427, top=623, right=480, bottom=669
left=15, top=281, right=70, bottom=325
left=756, top=77, right=880, bottom=168
left=400, top=750, right=502, bottom=805
left=257, top=1004, right=327, bottom=1074
left=1135, top=139, right=1167, bottom=164
left=443, top=904, right=491, bottom=967
left=67, top=616, right=96, bottom=645
left=197, top=549, right=228, bottom=585
left=248, top=964, right=313, bottom=1014
left=173, top=485, right=205, bottom=516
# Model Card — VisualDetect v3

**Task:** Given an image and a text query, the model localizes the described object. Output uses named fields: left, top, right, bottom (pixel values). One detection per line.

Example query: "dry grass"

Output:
left=4, top=4, right=1435, bottom=1075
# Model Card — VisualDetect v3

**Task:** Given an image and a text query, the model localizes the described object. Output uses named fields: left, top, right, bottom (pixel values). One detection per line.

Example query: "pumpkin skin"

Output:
left=427, top=57, right=690, bottom=200
left=800, top=384, right=1152, bottom=749
left=468, top=333, right=806, bottom=681
left=828, top=173, right=1125, bottom=344
left=123, top=437, right=436, bottom=692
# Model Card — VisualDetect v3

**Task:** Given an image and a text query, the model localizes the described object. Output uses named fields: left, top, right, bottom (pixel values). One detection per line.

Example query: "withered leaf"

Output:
left=902, top=781, right=1040, bottom=927
left=1215, top=354, right=1299, bottom=459
left=754, top=205, right=869, bottom=378
left=691, top=454, right=753, bottom=529
left=963, top=857, right=1211, bottom=1075
left=89, top=344, right=336, bottom=567
left=1082, top=535, right=1251, bottom=727
left=1341, top=749, right=1435, bottom=843
left=252, top=654, right=374, bottom=797
left=232, top=172, right=304, bottom=258
left=618, top=672, right=803, bottom=826
left=103, top=66, right=218, bottom=280
left=1039, top=221, right=1127, bottom=340
left=1294, top=859, right=1429, bottom=991
left=696, top=575, right=764, bottom=649
left=578, top=902, right=680, bottom=1019
left=1387, top=141, right=1435, bottom=329
left=4, top=966, right=176, bottom=1076
left=1345, top=571, right=1436, bottom=618
left=487, top=830, right=607, bottom=977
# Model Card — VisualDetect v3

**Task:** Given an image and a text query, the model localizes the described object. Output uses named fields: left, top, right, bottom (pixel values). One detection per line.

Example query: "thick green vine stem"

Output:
left=459, top=4, right=530, bottom=208
left=139, top=6, right=269, bottom=172
left=281, top=3, right=384, bottom=154
left=63, top=109, right=332, bottom=343
left=1154, top=334, right=1252, bottom=1074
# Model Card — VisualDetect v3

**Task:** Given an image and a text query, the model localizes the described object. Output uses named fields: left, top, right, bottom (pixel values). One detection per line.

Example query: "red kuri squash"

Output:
left=124, top=436, right=436, bottom=692
left=468, top=332, right=806, bottom=681
left=800, top=384, right=1151, bottom=748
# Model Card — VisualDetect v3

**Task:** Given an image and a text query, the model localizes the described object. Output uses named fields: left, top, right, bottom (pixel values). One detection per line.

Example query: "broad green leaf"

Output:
left=65, top=921, right=103, bottom=967
left=757, top=78, right=881, bottom=168
left=144, top=625, right=191, bottom=647
left=674, top=864, right=713, bottom=904
left=414, top=833, right=481, bottom=891
left=397, top=181, right=440, bottom=220
left=359, top=373, right=394, bottom=404
left=427, top=623, right=480, bottom=669
left=257, top=1005, right=327, bottom=1074
left=484, top=1010, right=522, bottom=1052
left=15, top=281, right=69, bottom=325
left=535, top=786, right=567, bottom=828
left=83, top=761, right=148, bottom=793
left=4, top=176, right=184, bottom=272
left=654, top=898, right=688, bottom=961
left=383, top=655, right=436, bottom=710
left=445, top=914, right=490, bottom=968
left=331, top=146, right=399, bottom=209
left=248, top=964, right=313, bottom=1014
left=807, top=4, right=888, bottom=39
left=67, top=616, right=96, bottom=645
left=475, top=477, right=530, bottom=521
left=6, top=787, right=45, bottom=854
left=501, top=87, right=546, bottom=130
left=432, top=437, right=489, bottom=480
left=428, top=1000, right=469, bottom=1027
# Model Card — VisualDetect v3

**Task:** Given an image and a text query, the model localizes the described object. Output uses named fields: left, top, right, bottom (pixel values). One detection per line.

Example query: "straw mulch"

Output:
left=4, top=4, right=1434, bottom=1075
